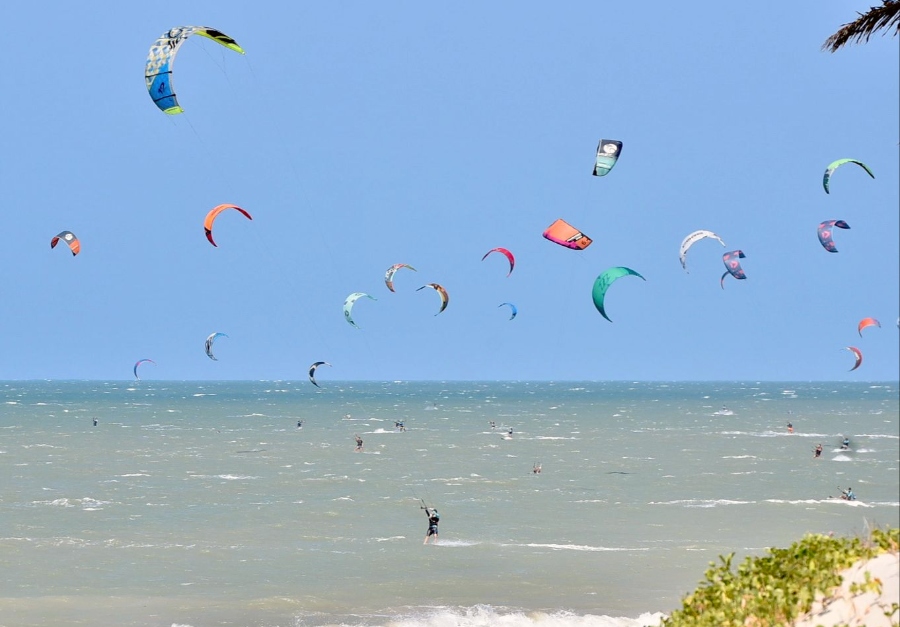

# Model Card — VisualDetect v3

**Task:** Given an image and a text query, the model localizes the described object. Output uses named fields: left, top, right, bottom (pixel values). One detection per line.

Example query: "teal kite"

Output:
left=823, top=159, right=874, bottom=194
left=343, top=292, right=376, bottom=328
left=145, top=26, right=245, bottom=115
left=591, top=267, right=645, bottom=322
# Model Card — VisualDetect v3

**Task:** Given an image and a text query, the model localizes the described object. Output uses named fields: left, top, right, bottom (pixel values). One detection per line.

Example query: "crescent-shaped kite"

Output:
left=720, top=250, right=747, bottom=289
left=481, top=248, right=515, bottom=276
left=50, top=231, right=80, bottom=256
left=498, top=302, right=518, bottom=320
left=417, top=283, right=449, bottom=315
left=679, top=230, right=725, bottom=272
left=204, top=204, right=252, bottom=247
left=817, top=220, right=850, bottom=253
left=592, top=139, right=623, bottom=177
left=384, top=263, right=417, bottom=292
left=205, top=332, right=229, bottom=361
left=133, top=358, right=156, bottom=381
left=844, top=346, right=863, bottom=372
left=145, top=26, right=245, bottom=115
left=543, top=219, right=592, bottom=250
left=343, top=292, right=376, bottom=328
left=591, top=267, right=645, bottom=322
left=857, top=317, right=881, bottom=337
left=823, top=159, right=874, bottom=194
left=308, top=361, right=332, bottom=387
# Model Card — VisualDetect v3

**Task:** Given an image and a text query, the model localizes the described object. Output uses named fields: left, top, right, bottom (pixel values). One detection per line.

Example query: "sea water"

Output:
left=0, top=380, right=897, bottom=627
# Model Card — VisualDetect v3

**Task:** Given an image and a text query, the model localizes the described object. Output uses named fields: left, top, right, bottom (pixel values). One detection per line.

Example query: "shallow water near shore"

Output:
left=1, top=380, right=897, bottom=626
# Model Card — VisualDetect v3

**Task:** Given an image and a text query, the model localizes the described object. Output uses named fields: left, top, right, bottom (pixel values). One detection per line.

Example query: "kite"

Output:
left=205, top=332, right=228, bottom=361
left=498, top=302, right=518, bottom=320
left=481, top=248, right=515, bottom=276
left=817, top=220, right=850, bottom=253
left=679, top=230, right=725, bottom=272
left=417, top=283, right=449, bottom=315
left=720, top=250, right=747, bottom=289
left=343, top=292, right=376, bottom=328
left=204, top=204, right=252, bottom=247
left=133, top=358, right=156, bottom=381
left=384, top=263, right=417, bottom=292
left=592, top=139, right=623, bottom=177
left=50, top=231, right=80, bottom=256
left=591, top=267, right=645, bottom=322
left=145, top=26, right=245, bottom=115
left=857, top=317, right=881, bottom=337
left=823, top=159, right=874, bottom=194
left=308, top=361, right=332, bottom=387
left=844, top=346, right=863, bottom=372
left=543, top=219, right=592, bottom=250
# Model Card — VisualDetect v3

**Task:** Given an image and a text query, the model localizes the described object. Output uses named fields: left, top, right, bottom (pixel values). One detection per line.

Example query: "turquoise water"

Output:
left=1, top=380, right=897, bottom=626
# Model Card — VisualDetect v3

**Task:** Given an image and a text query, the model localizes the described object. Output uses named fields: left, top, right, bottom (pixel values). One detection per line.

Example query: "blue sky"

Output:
left=1, top=2, right=897, bottom=381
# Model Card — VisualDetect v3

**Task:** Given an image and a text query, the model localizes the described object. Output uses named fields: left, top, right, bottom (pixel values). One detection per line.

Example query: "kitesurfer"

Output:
left=840, top=437, right=850, bottom=450
left=93, top=418, right=98, bottom=426
left=422, top=506, right=440, bottom=544
left=841, top=487, right=856, bottom=501
left=787, top=422, right=793, bottom=434
left=355, top=435, right=363, bottom=451
left=297, top=420, right=303, bottom=429
left=489, top=421, right=496, bottom=430
left=814, top=444, right=823, bottom=458
left=533, top=462, right=542, bottom=474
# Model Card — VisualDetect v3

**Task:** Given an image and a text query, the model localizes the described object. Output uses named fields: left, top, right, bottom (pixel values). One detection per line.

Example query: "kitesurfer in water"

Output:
left=533, top=462, right=542, bottom=474
left=841, top=487, right=856, bottom=501
left=354, top=435, right=363, bottom=451
left=422, top=506, right=440, bottom=544
left=787, top=422, right=793, bottom=434
left=814, top=444, right=823, bottom=458
left=840, top=437, right=850, bottom=450
left=297, top=420, right=303, bottom=429
left=93, top=418, right=98, bottom=426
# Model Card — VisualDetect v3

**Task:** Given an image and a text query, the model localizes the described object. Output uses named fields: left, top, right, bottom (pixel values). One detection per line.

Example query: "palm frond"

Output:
left=822, top=0, right=900, bottom=52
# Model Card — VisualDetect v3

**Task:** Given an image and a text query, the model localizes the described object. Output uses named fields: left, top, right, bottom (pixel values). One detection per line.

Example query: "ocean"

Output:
left=1, top=380, right=897, bottom=627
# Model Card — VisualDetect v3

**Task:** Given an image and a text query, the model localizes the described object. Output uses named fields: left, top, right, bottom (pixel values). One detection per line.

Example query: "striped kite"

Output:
left=145, top=26, right=245, bottom=115
left=205, top=332, right=228, bottom=361
left=384, top=263, right=417, bottom=292
left=308, top=361, right=332, bottom=387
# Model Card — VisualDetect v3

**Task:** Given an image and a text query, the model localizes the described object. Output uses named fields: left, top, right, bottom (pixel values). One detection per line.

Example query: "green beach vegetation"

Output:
left=660, top=526, right=899, bottom=627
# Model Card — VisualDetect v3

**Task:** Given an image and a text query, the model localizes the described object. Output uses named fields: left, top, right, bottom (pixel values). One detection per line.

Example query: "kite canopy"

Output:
left=343, top=292, right=376, bottom=328
left=481, top=248, right=515, bottom=277
left=384, top=263, right=417, bottom=292
left=591, top=267, right=645, bottom=322
left=51, top=231, right=80, bottom=256
left=857, top=317, right=880, bottom=337
left=133, top=358, right=156, bottom=380
left=720, top=250, right=747, bottom=289
left=817, top=220, right=850, bottom=252
left=543, top=219, right=592, bottom=250
left=417, top=283, right=449, bottom=315
left=204, top=204, right=252, bottom=247
left=844, top=346, right=863, bottom=371
left=592, top=139, right=622, bottom=176
left=822, top=159, right=874, bottom=194
left=205, top=332, right=228, bottom=361
left=308, top=361, right=332, bottom=387
left=498, top=302, right=518, bottom=321
left=145, top=26, right=245, bottom=114
left=679, top=230, right=725, bottom=272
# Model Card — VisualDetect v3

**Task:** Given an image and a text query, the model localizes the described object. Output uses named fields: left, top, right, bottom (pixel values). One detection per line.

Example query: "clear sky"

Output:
left=1, top=2, right=897, bottom=382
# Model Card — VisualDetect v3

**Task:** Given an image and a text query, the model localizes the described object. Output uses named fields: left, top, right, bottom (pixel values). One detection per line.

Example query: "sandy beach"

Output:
left=792, top=552, right=900, bottom=627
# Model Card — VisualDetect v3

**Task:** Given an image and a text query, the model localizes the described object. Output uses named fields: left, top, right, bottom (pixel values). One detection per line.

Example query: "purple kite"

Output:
left=720, top=250, right=747, bottom=289
left=817, top=220, right=850, bottom=253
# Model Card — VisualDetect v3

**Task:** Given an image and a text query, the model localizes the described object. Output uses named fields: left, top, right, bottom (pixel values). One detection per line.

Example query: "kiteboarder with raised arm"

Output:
left=421, top=502, right=440, bottom=544
left=354, top=434, right=363, bottom=451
